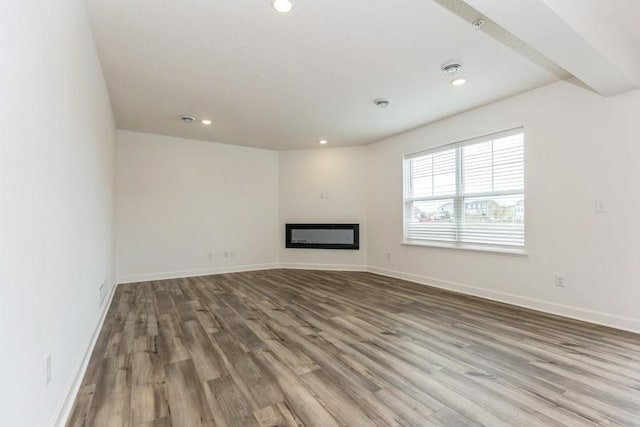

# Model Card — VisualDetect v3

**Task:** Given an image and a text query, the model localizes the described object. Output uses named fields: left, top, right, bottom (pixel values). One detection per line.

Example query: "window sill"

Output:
left=401, top=240, right=528, bottom=256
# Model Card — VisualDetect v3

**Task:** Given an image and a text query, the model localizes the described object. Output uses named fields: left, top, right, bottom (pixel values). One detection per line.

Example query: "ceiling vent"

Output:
left=441, top=63, right=462, bottom=75
left=472, top=19, right=486, bottom=30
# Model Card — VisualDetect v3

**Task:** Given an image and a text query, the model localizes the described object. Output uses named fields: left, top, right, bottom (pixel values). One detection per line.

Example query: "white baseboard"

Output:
left=120, top=262, right=640, bottom=333
left=119, top=263, right=367, bottom=284
left=367, top=266, right=640, bottom=334
left=117, top=263, right=280, bottom=284
left=52, top=281, right=118, bottom=427
left=279, top=262, right=367, bottom=272
left=55, top=262, right=639, bottom=426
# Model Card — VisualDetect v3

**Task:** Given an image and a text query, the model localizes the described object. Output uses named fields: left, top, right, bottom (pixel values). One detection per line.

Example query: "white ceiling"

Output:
left=86, top=0, right=562, bottom=150
left=541, top=0, right=640, bottom=85
left=465, top=0, right=640, bottom=96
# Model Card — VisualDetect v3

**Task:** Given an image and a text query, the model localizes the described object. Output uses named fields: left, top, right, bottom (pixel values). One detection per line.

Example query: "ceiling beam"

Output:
left=463, top=0, right=639, bottom=96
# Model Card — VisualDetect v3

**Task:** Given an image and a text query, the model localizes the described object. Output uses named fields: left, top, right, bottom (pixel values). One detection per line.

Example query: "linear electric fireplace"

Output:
left=285, top=224, right=359, bottom=250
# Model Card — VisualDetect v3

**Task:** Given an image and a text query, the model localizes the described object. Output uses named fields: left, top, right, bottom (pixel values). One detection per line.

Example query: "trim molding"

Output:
left=367, top=266, right=640, bottom=334
left=119, top=263, right=640, bottom=333
left=117, top=263, right=280, bottom=284
left=52, top=281, right=118, bottom=427
left=279, top=263, right=367, bottom=272
left=118, top=262, right=367, bottom=284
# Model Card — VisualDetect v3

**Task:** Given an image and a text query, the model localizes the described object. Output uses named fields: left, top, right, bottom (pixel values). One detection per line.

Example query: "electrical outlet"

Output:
left=594, top=200, right=607, bottom=213
left=554, top=274, right=566, bottom=287
left=319, top=192, right=329, bottom=199
left=386, top=252, right=391, bottom=261
left=45, top=354, right=51, bottom=386
left=224, top=251, right=229, bottom=258
left=207, top=252, right=213, bottom=260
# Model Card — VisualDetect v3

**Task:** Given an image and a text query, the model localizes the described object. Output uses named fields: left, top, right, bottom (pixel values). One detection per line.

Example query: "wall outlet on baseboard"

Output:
left=98, top=281, right=107, bottom=307
left=45, top=354, right=52, bottom=386
left=386, top=252, right=391, bottom=261
left=554, top=274, right=566, bottom=287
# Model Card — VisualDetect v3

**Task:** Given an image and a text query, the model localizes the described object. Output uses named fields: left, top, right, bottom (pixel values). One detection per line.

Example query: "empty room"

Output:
left=3, top=0, right=640, bottom=426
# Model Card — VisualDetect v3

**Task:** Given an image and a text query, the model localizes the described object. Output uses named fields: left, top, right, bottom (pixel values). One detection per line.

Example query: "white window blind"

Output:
left=403, top=128, right=525, bottom=249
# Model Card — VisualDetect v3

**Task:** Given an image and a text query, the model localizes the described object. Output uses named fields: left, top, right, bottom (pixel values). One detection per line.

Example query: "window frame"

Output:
left=402, top=127, right=526, bottom=255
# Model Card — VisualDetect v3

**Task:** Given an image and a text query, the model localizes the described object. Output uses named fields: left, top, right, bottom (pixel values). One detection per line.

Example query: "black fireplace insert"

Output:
left=285, top=224, right=359, bottom=250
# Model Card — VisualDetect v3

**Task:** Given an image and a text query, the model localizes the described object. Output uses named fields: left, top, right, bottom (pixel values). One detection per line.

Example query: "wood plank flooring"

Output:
left=67, top=269, right=640, bottom=426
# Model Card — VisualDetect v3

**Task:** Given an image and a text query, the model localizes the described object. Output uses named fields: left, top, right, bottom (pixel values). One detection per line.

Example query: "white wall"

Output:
left=0, top=1, right=116, bottom=426
left=116, top=80, right=640, bottom=333
left=367, top=79, right=640, bottom=332
left=116, top=131, right=279, bottom=282
left=116, top=136, right=368, bottom=275
left=279, top=147, right=368, bottom=269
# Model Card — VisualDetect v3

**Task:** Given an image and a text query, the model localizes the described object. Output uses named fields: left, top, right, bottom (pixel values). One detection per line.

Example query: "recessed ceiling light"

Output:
left=201, top=119, right=212, bottom=125
left=319, top=139, right=328, bottom=145
left=374, top=98, right=391, bottom=108
left=272, top=0, right=294, bottom=13
left=180, top=115, right=195, bottom=123
left=451, top=78, right=467, bottom=87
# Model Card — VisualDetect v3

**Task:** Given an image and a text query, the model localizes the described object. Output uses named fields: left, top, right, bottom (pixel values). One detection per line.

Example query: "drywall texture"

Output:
left=116, top=131, right=279, bottom=282
left=0, top=0, right=116, bottom=425
left=367, top=80, right=640, bottom=331
left=279, top=147, right=368, bottom=269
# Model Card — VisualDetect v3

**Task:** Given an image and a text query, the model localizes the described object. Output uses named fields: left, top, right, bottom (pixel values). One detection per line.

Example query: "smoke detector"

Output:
left=374, top=98, right=391, bottom=108
left=180, top=115, right=196, bottom=124
left=441, top=63, right=462, bottom=75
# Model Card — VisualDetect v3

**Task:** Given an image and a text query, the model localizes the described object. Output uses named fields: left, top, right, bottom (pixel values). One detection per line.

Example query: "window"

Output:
left=403, top=128, right=525, bottom=252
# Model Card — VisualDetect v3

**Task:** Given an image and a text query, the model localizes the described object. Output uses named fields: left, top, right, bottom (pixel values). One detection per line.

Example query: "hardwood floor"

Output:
left=67, top=269, right=640, bottom=426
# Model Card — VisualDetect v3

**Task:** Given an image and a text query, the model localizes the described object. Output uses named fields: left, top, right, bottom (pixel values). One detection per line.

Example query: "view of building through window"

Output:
left=404, top=130, right=524, bottom=248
